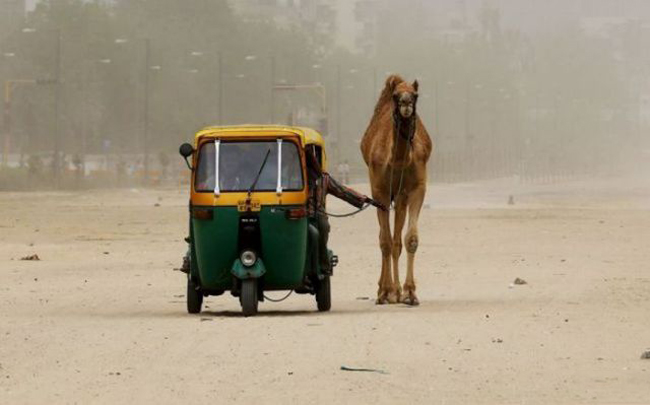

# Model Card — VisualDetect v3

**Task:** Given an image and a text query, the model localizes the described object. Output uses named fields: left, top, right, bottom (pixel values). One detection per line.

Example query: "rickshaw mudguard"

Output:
left=307, top=222, right=320, bottom=276
left=231, top=259, right=267, bottom=280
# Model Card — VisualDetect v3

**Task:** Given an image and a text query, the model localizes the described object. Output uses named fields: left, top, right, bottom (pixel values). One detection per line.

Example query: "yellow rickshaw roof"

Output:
left=194, top=125, right=325, bottom=148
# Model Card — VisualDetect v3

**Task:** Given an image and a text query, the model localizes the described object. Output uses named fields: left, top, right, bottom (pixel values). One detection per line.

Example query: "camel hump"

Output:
left=385, top=74, right=404, bottom=91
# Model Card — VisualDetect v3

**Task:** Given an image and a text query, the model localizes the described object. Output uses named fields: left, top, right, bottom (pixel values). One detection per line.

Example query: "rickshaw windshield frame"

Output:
left=194, top=138, right=305, bottom=194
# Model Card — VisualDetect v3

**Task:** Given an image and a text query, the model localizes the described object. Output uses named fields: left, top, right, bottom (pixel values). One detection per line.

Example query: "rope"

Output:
left=393, top=137, right=411, bottom=209
left=388, top=114, right=413, bottom=211
left=263, top=290, right=293, bottom=302
left=320, top=203, right=370, bottom=218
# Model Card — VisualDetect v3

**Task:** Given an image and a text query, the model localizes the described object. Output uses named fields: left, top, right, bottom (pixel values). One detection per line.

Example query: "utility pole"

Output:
left=336, top=64, right=341, bottom=164
left=218, top=52, right=223, bottom=125
left=373, top=67, right=378, bottom=99
left=465, top=81, right=471, bottom=144
left=3, top=82, right=11, bottom=167
left=434, top=80, right=439, bottom=135
left=143, top=38, right=150, bottom=185
left=54, top=28, right=61, bottom=188
left=3, top=80, right=40, bottom=167
left=270, top=55, right=275, bottom=124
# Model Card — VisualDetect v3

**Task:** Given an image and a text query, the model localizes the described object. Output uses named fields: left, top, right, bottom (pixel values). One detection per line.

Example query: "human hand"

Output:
left=366, top=197, right=388, bottom=211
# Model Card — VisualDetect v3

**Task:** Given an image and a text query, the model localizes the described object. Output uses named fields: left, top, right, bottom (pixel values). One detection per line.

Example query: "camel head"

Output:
left=392, top=79, right=419, bottom=120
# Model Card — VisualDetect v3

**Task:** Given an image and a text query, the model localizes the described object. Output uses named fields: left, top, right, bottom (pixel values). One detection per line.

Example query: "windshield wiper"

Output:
left=247, top=148, right=272, bottom=197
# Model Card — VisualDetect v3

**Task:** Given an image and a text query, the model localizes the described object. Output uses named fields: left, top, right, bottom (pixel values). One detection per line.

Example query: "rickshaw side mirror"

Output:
left=179, top=143, right=194, bottom=170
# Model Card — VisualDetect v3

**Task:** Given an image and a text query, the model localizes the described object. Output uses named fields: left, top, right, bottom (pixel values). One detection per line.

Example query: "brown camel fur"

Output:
left=360, top=75, right=433, bottom=305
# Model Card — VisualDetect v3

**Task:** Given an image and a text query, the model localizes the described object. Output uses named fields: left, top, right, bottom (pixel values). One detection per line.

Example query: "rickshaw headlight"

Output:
left=240, top=250, right=257, bottom=267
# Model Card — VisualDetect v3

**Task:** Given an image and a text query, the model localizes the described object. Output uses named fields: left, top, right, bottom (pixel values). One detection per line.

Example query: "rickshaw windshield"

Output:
left=195, top=140, right=304, bottom=193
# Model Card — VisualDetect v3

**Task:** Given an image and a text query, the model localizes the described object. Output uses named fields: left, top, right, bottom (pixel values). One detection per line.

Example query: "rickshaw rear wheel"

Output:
left=187, top=277, right=203, bottom=314
left=240, top=279, right=258, bottom=317
left=316, top=276, right=331, bottom=312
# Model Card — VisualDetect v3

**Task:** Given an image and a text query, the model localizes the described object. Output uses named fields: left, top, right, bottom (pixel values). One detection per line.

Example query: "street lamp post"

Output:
left=270, top=55, right=276, bottom=123
left=82, top=58, right=112, bottom=172
left=218, top=52, right=223, bottom=125
left=53, top=28, right=61, bottom=187
left=143, top=38, right=150, bottom=185
left=115, top=37, right=152, bottom=185
left=3, top=79, right=37, bottom=167
left=21, top=27, right=62, bottom=184
left=336, top=64, right=341, bottom=164
left=12, top=28, right=61, bottom=183
left=1, top=52, right=15, bottom=167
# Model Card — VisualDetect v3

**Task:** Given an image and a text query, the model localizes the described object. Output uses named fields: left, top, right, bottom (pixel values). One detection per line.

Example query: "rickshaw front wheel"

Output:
left=187, top=277, right=203, bottom=314
left=240, top=279, right=259, bottom=317
left=316, top=276, right=331, bottom=312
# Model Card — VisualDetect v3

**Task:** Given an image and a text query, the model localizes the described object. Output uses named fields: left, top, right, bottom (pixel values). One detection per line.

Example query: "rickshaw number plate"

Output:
left=238, top=200, right=261, bottom=212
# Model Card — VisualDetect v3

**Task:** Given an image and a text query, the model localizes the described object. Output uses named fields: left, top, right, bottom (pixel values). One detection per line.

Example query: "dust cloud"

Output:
left=2, top=2, right=650, bottom=404
left=0, top=0, right=648, bottom=189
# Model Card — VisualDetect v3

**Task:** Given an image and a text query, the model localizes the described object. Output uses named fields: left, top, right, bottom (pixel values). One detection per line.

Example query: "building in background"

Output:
left=0, top=0, right=26, bottom=40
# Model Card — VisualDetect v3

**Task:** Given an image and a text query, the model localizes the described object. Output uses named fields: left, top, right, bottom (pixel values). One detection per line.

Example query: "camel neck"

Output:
left=392, top=120, right=413, bottom=162
left=394, top=114, right=416, bottom=142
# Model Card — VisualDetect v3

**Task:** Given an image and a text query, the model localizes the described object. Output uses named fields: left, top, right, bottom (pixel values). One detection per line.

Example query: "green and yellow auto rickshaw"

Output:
left=178, top=125, right=336, bottom=316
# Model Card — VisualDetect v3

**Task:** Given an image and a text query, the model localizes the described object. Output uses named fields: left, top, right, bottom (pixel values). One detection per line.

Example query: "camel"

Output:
left=360, top=75, right=433, bottom=305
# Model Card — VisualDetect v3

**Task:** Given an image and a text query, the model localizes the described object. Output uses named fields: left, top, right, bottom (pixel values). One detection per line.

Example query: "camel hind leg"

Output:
left=402, top=185, right=425, bottom=306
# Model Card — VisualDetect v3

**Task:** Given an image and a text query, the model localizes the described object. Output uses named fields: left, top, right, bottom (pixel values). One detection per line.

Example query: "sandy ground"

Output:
left=1, top=177, right=649, bottom=404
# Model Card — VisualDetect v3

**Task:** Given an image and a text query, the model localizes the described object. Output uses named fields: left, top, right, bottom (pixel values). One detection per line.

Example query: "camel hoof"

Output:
left=387, top=291, right=400, bottom=304
left=401, top=293, right=420, bottom=306
left=375, top=296, right=389, bottom=305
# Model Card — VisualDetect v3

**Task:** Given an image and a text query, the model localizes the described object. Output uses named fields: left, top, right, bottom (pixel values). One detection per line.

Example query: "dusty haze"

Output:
left=0, top=0, right=649, bottom=186
left=1, top=1, right=650, bottom=404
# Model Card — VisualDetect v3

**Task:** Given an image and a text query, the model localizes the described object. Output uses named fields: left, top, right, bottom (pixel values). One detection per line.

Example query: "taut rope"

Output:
left=388, top=112, right=415, bottom=211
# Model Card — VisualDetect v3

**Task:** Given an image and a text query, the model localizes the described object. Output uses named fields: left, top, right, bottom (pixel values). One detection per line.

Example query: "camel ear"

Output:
left=413, top=80, right=419, bottom=92
left=385, top=75, right=403, bottom=91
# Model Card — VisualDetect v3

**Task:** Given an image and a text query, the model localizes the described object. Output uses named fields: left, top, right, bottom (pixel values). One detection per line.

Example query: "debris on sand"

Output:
left=340, top=366, right=388, bottom=375
left=356, top=296, right=370, bottom=300
left=20, top=254, right=40, bottom=261
left=641, top=351, right=650, bottom=360
left=508, top=195, right=515, bottom=205
left=514, top=278, right=528, bottom=285
left=492, top=338, right=503, bottom=343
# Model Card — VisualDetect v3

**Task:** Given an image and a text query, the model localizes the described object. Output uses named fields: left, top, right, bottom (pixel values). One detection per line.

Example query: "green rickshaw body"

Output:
left=191, top=206, right=309, bottom=291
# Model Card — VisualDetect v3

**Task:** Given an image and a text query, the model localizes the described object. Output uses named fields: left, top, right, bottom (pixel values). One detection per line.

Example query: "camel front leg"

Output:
left=369, top=173, right=395, bottom=305
left=402, top=185, right=425, bottom=306
left=390, top=195, right=408, bottom=303
left=376, top=202, right=395, bottom=304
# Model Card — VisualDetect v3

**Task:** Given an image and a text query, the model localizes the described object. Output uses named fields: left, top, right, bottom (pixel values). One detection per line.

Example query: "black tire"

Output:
left=316, top=276, right=331, bottom=312
left=187, top=277, right=203, bottom=314
left=240, top=279, right=258, bottom=317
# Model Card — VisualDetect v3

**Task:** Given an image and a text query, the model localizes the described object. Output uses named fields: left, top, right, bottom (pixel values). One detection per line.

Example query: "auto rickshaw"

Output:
left=178, top=125, right=337, bottom=316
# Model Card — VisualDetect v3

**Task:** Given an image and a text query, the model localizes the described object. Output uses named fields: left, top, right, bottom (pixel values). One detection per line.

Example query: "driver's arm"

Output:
left=324, top=173, right=386, bottom=210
